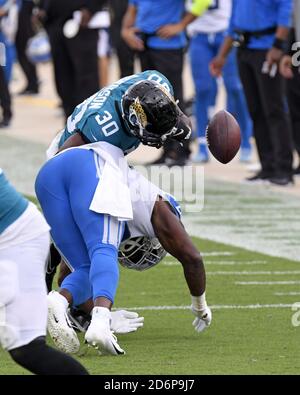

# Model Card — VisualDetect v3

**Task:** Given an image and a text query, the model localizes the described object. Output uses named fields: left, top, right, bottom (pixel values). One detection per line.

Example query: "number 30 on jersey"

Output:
left=95, top=111, right=119, bottom=137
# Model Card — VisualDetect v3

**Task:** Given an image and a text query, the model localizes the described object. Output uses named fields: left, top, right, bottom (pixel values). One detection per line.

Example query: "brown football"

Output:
left=206, top=110, right=241, bottom=164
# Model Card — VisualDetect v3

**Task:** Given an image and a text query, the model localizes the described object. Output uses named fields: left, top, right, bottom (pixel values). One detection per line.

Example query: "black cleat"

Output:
left=68, top=308, right=91, bottom=333
left=269, top=175, right=294, bottom=186
left=293, top=166, right=300, bottom=176
left=245, top=171, right=272, bottom=183
left=0, top=117, right=11, bottom=128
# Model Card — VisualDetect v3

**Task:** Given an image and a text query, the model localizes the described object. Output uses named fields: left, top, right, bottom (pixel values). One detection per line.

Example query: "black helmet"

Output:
left=121, top=80, right=191, bottom=148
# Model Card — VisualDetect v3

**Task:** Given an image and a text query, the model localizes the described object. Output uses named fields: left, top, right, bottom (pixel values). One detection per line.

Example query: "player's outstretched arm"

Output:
left=151, top=198, right=205, bottom=296
left=151, top=199, right=212, bottom=332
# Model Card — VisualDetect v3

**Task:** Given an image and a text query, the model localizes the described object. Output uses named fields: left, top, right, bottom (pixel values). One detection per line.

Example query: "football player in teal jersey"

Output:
left=0, top=169, right=88, bottom=375
left=52, top=70, right=192, bottom=157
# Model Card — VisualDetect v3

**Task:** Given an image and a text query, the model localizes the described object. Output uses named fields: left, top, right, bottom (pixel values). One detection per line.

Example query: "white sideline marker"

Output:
left=274, top=292, right=300, bottom=296
left=208, top=270, right=300, bottom=276
left=236, top=281, right=300, bottom=285
left=163, top=260, right=267, bottom=267
left=116, top=303, right=294, bottom=312
left=166, top=252, right=235, bottom=258
left=201, top=252, right=235, bottom=257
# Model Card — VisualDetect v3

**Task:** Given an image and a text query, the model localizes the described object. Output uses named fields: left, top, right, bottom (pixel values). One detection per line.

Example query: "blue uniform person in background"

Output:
left=187, top=0, right=253, bottom=163
left=0, top=0, right=20, bottom=82
left=211, top=0, right=294, bottom=186
left=0, top=0, right=17, bottom=128
left=122, top=0, right=211, bottom=165
left=0, top=169, right=88, bottom=374
left=47, top=70, right=192, bottom=159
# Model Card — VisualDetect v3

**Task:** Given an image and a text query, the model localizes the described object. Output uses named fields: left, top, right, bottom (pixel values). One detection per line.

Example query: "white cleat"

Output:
left=47, top=291, right=80, bottom=354
left=85, top=307, right=125, bottom=356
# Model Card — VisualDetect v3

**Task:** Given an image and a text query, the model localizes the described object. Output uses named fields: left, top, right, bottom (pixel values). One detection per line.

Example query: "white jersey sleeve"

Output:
left=127, top=167, right=181, bottom=239
left=126, top=168, right=160, bottom=239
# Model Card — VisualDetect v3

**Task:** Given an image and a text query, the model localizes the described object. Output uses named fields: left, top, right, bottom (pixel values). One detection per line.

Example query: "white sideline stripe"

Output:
left=116, top=303, right=294, bottom=312
left=206, top=261, right=267, bottom=266
left=236, top=281, right=300, bottom=285
left=202, top=252, right=235, bottom=257
left=274, top=292, right=300, bottom=296
left=207, top=271, right=300, bottom=276
left=166, top=252, right=235, bottom=258
left=163, top=260, right=267, bottom=267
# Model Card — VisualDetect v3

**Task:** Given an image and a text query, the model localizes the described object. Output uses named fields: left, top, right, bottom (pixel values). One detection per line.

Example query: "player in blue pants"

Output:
left=35, top=147, right=126, bottom=356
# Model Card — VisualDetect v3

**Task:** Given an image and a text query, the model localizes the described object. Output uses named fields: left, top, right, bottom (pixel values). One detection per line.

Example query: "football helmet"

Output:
left=118, top=236, right=167, bottom=271
left=121, top=80, right=191, bottom=148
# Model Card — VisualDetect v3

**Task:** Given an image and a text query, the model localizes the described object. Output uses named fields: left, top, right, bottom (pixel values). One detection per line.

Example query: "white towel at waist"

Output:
left=71, top=142, right=133, bottom=222
left=46, top=140, right=133, bottom=221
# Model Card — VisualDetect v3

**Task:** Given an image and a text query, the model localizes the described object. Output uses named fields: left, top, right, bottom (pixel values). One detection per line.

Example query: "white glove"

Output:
left=192, top=306, right=212, bottom=333
left=191, top=293, right=212, bottom=333
left=110, top=310, right=144, bottom=334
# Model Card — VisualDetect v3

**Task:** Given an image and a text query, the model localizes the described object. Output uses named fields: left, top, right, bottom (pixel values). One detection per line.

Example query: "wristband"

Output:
left=191, top=293, right=207, bottom=312
left=273, top=38, right=286, bottom=51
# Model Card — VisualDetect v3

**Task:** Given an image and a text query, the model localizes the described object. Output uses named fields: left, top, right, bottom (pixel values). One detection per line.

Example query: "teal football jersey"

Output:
left=0, top=169, right=28, bottom=234
left=58, top=70, right=174, bottom=155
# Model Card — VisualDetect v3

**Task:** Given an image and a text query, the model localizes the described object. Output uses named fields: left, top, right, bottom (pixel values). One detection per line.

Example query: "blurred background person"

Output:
left=211, top=0, right=294, bottom=186
left=97, top=1, right=111, bottom=88
left=37, top=0, right=105, bottom=121
left=0, top=0, right=19, bottom=82
left=109, top=0, right=134, bottom=78
left=121, top=0, right=211, bottom=166
left=15, top=0, right=39, bottom=95
left=0, top=0, right=16, bottom=128
left=280, top=0, right=300, bottom=176
left=0, top=57, right=12, bottom=128
left=187, top=0, right=253, bottom=164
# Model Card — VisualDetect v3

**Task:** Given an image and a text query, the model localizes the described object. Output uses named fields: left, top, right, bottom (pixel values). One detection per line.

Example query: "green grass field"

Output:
left=1, top=237, right=300, bottom=375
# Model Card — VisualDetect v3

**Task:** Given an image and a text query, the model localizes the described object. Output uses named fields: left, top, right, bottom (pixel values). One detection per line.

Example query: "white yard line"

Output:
left=116, top=303, right=294, bottom=311
left=183, top=179, right=300, bottom=262
left=208, top=271, right=300, bottom=276
left=206, top=261, right=267, bottom=266
left=163, top=260, right=267, bottom=266
left=236, top=281, right=300, bottom=285
left=201, top=252, right=235, bottom=257
left=274, top=292, right=300, bottom=296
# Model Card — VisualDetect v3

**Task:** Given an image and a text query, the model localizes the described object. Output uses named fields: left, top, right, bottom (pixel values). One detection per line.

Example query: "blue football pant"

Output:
left=35, top=148, right=124, bottom=306
left=189, top=31, right=252, bottom=150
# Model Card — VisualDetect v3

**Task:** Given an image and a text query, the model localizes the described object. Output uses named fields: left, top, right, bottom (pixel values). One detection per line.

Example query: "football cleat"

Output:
left=47, top=291, right=80, bottom=354
left=67, top=307, right=91, bottom=333
left=45, top=244, right=61, bottom=293
left=85, top=307, right=125, bottom=356
left=68, top=307, right=144, bottom=334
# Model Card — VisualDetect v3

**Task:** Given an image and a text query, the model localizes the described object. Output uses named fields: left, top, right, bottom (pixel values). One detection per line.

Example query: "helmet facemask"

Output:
left=118, top=236, right=167, bottom=271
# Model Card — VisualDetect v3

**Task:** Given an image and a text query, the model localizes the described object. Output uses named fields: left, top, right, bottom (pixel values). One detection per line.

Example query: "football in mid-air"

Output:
left=206, top=110, right=241, bottom=164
